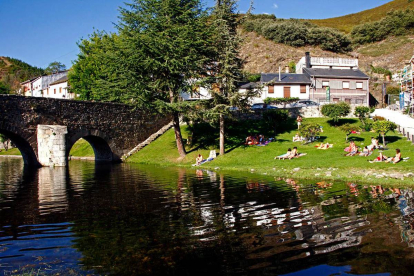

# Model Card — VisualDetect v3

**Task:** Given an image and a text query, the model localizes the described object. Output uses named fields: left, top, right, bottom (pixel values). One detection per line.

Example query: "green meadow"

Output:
left=126, top=117, right=414, bottom=186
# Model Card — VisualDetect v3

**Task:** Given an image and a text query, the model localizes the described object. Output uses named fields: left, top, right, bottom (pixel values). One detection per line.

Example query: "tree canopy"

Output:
left=45, top=61, right=66, bottom=75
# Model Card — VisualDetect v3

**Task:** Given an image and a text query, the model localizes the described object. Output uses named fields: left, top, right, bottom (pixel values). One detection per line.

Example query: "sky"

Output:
left=0, top=0, right=391, bottom=70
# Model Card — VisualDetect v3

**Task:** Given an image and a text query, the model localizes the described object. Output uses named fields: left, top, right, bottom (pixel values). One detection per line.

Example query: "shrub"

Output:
left=372, top=115, right=385, bottom=121
left=386, top=86, right=400, bottom=95
left=351, top=10, right=414, bottom=44
left=321, top=102, right=351, bottom=122
left=299, top=123, right=321, bottom=143
left=354, top=106, right=371, bottom=126
left=339, top=123, right=361, bottom=142
left=242, top=17, right=352, bottom=53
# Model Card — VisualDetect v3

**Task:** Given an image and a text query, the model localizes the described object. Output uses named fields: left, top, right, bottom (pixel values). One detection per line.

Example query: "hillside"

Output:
left=309, top=0, right=414, bottom=33
left=239, top=30, right=414, bottom=102
left=0, top=56, right=44, bottom=93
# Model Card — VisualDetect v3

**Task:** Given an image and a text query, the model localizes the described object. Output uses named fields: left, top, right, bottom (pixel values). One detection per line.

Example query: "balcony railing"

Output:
left=311, top=57, right=358, bottom=67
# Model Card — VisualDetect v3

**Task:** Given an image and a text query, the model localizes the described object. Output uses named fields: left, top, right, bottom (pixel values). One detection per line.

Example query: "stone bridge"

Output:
left=0, top=95, right=172, bottom=167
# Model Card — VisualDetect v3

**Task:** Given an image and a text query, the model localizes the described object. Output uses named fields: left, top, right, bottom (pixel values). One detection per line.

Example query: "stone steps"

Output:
left=121, top=121, right=174, bottom=161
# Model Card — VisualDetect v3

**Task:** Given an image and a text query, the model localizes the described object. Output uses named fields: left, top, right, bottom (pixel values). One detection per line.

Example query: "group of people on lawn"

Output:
left=344, top=137, right=402, bottom=163
left=245, top=134, right=272, bottom=145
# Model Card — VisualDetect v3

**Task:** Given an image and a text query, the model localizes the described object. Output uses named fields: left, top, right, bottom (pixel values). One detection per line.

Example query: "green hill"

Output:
left=309, top=0, right=414, bottom=33
left=0, top=56, right=44, bottom=93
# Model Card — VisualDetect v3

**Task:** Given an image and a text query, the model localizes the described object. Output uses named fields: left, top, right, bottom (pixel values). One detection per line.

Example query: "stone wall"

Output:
left=0, top=95, right=173, bottom=165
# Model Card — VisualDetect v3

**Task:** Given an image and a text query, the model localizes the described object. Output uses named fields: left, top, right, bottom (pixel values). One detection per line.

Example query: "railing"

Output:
left=311, top=57, right=358, bottom=67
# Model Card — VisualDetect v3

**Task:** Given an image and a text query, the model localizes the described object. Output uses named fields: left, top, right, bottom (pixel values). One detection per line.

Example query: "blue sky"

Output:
left=0, top=0, right=390, bottom=70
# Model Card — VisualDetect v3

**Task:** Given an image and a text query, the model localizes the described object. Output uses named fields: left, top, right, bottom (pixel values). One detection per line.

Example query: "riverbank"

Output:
left=126, top=117, right=414, bottom=186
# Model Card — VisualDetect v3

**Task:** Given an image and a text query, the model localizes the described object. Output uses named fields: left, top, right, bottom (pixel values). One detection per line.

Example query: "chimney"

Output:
left=285, top=66, right=289, bottom=73
left=278, top=67, right=281, bottom=81
left=305, top=52, right=311, bottom=68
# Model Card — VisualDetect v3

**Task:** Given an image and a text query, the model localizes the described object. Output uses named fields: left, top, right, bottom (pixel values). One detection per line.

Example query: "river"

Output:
left=1, top=157, right=414, bottom=275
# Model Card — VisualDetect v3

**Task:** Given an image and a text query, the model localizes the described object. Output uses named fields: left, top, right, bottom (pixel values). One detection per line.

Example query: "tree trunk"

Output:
left=382, top=134, right=386, bottom=148
left=220, top=114, right=225, bottom=156
left=173, top=112, right=186, bottom=157
left=169, top=88, right=186, bottom=157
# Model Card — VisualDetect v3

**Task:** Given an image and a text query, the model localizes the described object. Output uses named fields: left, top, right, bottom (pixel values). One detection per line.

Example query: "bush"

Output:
left=372, top=115, right=385, bottom=121
left=386, top=86, right=400, bottom=95
left=354, top=106, right=371, bottom=126
left=242, top=18, right=352, bottom=53
left=351, top=10, right=414, bottom=44
left=321, top=102, right=351, bottom=122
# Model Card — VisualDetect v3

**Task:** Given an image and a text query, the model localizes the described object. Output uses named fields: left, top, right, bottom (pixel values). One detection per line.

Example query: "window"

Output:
left=342, top=81, right=350, bottom=89
left=47, top=88, right=49, bottom=95
left=300, top=85, right=306, bottom=93
left=268, top=85, right=274, bottom=94
left=356, top=82, right=363, bottom=89
left=54, top=89, right=56, bottom=94
left=322, top=81, right=329, bottom=88
left=59, top=87, right=62, bottom=93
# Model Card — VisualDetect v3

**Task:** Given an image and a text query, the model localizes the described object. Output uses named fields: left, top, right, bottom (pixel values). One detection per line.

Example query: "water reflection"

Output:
left=1, top=159, right=414, bottom=275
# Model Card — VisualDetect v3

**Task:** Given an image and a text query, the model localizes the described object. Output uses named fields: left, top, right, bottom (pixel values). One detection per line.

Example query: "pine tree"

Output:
left=206, top=0, right=256, bottom=156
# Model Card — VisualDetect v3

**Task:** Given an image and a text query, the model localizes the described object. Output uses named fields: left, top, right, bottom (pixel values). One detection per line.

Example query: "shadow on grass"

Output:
left=185, top=116, right=297, bottom=152
left=348, top=137, right=364, bottom=142
left=327, top=118, right=359, bottom=127
left=383, top=135, right=402, bottom=144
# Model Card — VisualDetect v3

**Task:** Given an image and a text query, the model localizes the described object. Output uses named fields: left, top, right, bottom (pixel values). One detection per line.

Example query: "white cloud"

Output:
left=273, top=3, right=278, bottom=9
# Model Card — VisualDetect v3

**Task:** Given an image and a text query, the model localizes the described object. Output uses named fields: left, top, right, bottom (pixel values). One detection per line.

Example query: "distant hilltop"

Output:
left=309, top=0, right=414, bottom=33
left=0, top=56, right=44, bottom=91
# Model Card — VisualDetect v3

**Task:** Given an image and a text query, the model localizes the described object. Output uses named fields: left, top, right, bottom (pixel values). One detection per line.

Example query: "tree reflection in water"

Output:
left=1, top=160, right=414, bottom=275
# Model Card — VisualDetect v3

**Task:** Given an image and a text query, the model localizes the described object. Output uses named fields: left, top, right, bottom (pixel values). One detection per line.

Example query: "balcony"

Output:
left=311, top=57, right=358, bottom=67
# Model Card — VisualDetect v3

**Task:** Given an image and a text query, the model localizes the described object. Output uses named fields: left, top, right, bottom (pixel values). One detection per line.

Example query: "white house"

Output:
left=45, top=75, right=74, bottom=99
left=20, top=71, right=70, bottom=98
left=257, top=73, right=311, bottom=104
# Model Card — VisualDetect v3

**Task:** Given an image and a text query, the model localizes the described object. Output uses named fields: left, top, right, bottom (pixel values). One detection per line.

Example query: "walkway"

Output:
left=372, top=108, right=414, bottom=142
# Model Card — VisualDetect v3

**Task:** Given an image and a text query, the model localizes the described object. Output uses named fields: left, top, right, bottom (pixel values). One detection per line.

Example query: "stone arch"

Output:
left=68, top=130, right=114, bottom=162
left=0, top=129, right=40, bottom=167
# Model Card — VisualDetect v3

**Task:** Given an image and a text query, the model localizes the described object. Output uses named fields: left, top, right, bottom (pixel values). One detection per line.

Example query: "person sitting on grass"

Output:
left=369, top=151, right=387, bottom=163
left=371, top=137, right=380, bottom=149
left=196, top=154, right=203, bottom=166
left=386, top=148, right=402, bottom=164
left=346, top=141, right=358, bottom=156
left=275, top=148, right=291, bottom=160
left=293, top=133, right=302, bottom=142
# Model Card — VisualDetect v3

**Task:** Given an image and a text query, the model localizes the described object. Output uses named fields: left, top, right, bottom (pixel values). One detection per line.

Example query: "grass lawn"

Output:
left=69, top=138, right=94, bottom=157
left=0, top=147, right=21, bottom=155
left=127, top=117, right=414, bottom=186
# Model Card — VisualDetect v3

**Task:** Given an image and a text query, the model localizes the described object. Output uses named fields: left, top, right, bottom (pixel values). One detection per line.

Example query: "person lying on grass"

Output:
left=386, top=148, right=402, bottom=164
left=369, top=151, right=387, bottom=163
left=359, top=146, right=371, bottom=157
left=316, top=143, right=333, bottom=149
left=275, top=148, right=291, bottom=160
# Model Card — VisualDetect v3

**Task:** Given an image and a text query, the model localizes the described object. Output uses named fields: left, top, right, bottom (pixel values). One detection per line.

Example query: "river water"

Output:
left=1, top=157, right=414, bottom=275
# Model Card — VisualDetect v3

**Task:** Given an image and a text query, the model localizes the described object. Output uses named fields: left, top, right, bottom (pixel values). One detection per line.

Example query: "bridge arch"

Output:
left=0, top=129, right=40, bottom=167
left=68, top=130, right=114, bottom=162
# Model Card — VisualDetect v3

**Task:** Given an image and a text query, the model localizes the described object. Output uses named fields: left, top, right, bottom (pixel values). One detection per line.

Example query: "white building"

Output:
left=19, top=71, right=76, bottom=99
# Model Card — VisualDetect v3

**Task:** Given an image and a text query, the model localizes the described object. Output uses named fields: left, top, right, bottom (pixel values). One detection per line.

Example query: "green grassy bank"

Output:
left=0, top=147, right=21, bottom=155
left=127, top=117, right=414, bottom=187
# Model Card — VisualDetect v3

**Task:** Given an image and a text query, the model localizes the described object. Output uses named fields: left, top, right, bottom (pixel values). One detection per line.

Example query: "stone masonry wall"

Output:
left=0, top=95, right=173, bottom=163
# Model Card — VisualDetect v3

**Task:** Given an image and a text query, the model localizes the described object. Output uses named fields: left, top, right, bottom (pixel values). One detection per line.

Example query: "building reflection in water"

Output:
left=38, top=166, right=68, bottom=215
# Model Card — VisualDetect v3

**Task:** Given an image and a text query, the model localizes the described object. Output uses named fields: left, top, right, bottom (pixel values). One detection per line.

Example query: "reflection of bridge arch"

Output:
left=68, top=130, right=113, bottom=162
left=0, top=128, right=40, bottom=167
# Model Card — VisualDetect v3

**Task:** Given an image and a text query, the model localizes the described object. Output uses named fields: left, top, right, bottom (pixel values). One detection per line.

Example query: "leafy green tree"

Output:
left=339, top=123, right=360, bottom=142
left=321, top=102, right=351, bottom=123
left=372, top=120, right=397, bottom=148
left=298, top=123, right=320, bottom=143
left=69, top=32, right=119, bottom=101
left=70, top=0, right=212, bottom=157
left=0, top=81, right=10, bottom=94
left=263, top=109, right=289, bottom=136
left=354, top=106, right=371, bottom=127
left=45, top=61, right=66, bottom=75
